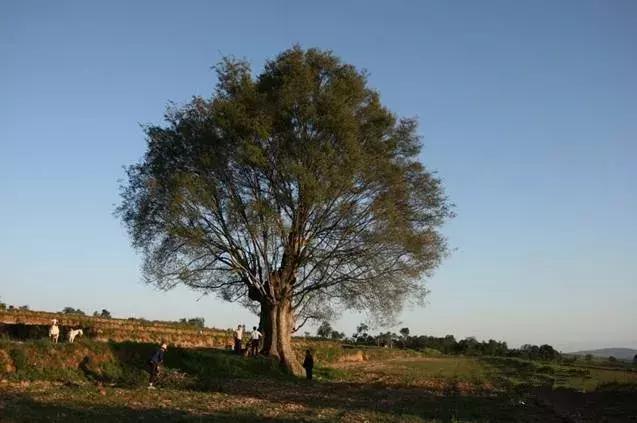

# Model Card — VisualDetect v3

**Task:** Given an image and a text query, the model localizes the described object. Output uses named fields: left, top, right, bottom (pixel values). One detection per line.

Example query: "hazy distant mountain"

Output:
left=570, top=348, right=637, bottom=361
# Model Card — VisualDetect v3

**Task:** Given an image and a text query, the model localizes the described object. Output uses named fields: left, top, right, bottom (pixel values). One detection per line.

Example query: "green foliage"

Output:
left=421, top=347, right=443, bottom=356
left=93, top=309, right=112, bottom=319
left=483, top=356, right=637, bottom=392
left=353, top=322, right=371, bottom=343
left=0, top=339, right=298, bottom=389
left=117, top=46, right=452, bottom=332
left=316, top=321, right=332, bottom=338
left=178, top=317, right=205, bottom=328
left=329, top=330, right=345, bottom=340
left=8, top=348, right=27, bottom=371
left=62, top=307, right=85, bottom=315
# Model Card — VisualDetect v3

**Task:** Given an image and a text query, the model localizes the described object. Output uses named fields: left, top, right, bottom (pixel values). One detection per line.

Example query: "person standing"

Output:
left=249, top=326, right=262, bottom=357
left=148, top=342, right=168, bottom=389
left=303, top=349, right=314, bottom=381
left=234, top=325, right=244, bottom=354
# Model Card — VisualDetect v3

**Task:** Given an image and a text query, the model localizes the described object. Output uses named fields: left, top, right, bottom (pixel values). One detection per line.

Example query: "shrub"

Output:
left=62, top=307, right=85, bottom=315
left=178, top=317, right=205, bottom=328
left=8, top=348, right=27, bottom=371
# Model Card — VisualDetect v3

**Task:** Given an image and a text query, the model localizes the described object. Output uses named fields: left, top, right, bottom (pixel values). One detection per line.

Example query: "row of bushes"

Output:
left=312, top=322, right=566, bottom=363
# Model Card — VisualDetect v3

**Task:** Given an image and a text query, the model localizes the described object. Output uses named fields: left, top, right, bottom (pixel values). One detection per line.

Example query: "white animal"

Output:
left=68, top=328, right=83, bottom=343
left=49, top=320, right=60, bottom=343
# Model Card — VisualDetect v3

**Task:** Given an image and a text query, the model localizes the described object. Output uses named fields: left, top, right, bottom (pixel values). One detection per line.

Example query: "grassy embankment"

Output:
left=0, top=309, right=231, bottom=347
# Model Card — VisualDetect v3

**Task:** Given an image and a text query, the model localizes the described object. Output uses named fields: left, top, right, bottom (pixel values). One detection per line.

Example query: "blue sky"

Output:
left=1, top=1, right=635, bottom=352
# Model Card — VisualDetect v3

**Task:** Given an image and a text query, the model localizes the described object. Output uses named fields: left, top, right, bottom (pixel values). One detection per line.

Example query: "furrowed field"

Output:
left=0, top=338, right=636, bottom=422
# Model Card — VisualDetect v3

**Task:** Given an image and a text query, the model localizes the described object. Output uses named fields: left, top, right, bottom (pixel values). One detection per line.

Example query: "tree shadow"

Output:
left=193, top=375, right=637, bottom=422
left=194, top=377, right=551, bottom=422
left=529, top=383, right=637, bottom=423
left=1, top=392, right=298, bottom=422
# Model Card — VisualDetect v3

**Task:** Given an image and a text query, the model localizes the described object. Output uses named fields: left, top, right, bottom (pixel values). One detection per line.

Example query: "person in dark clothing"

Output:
left=302, top=349, right=314, bottom=381
left=148, top=342, right=168, bottom=389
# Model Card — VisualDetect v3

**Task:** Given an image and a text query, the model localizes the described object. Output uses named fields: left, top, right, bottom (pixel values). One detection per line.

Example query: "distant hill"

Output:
left=570, top=348, right=637, bottom=361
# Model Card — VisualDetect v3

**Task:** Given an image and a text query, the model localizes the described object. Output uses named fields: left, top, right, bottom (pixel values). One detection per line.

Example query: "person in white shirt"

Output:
left=249, top=326, right=262, bottom=357
left=234, top=324, right=244, bottom=353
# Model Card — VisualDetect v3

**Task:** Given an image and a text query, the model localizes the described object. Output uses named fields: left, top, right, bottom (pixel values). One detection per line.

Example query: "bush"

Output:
left=178, top=317, right=205, bottom=328
left=62, top=307, right=85, bottom=315
left=8, top=348, right=27, bottom=371
left=420, top=347, right=443, bottom=356
left=93, top=309, right=112, bottom=319
left=330, top=330, right=345, bottom=340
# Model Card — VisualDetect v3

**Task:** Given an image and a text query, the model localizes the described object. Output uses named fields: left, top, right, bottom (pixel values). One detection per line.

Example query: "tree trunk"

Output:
left=259, top=298, right=303, bottom=376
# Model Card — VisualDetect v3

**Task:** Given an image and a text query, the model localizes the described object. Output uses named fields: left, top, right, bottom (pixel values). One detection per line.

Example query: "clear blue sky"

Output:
left=1, top=1, right=635, bottom=352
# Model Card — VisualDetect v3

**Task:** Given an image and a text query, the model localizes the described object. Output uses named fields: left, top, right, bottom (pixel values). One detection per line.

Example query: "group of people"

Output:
left=233, top=324, right=262, bottom=356
left=142, top=324, right=314, bottom=388
left=232, top=324, right=314, bottom=380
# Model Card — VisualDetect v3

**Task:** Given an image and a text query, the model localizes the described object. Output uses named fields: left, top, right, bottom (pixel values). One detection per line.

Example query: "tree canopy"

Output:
left=118, top=46, right=452, bottom=373
left=316, top=321, right=332, bottom=338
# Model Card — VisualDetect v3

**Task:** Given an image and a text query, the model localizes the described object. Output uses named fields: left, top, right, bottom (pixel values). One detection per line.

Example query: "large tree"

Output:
left=118, top=46, right=452, bottom=375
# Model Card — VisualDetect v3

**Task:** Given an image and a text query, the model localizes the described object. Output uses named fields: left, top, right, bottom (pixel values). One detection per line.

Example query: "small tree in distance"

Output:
left=62, top=307, right=85, bottom=315
left=316, top=321, right=332, bottom=338
left=93, top=309, right=112, bottom=319
left=330, top=330, right=345, bottom=340
left=179, top=317, right=205, bottom=328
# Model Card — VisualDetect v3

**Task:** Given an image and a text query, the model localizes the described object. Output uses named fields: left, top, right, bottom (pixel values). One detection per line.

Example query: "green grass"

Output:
left=1, top=340, right=636, bottom=422
left=0, top=338, right=291, bottom=389
left=482, top=356, right=637, bottom=392
left=398, top=357, right=490, bottom=381
left=332, top=356, right=493, bottom=390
